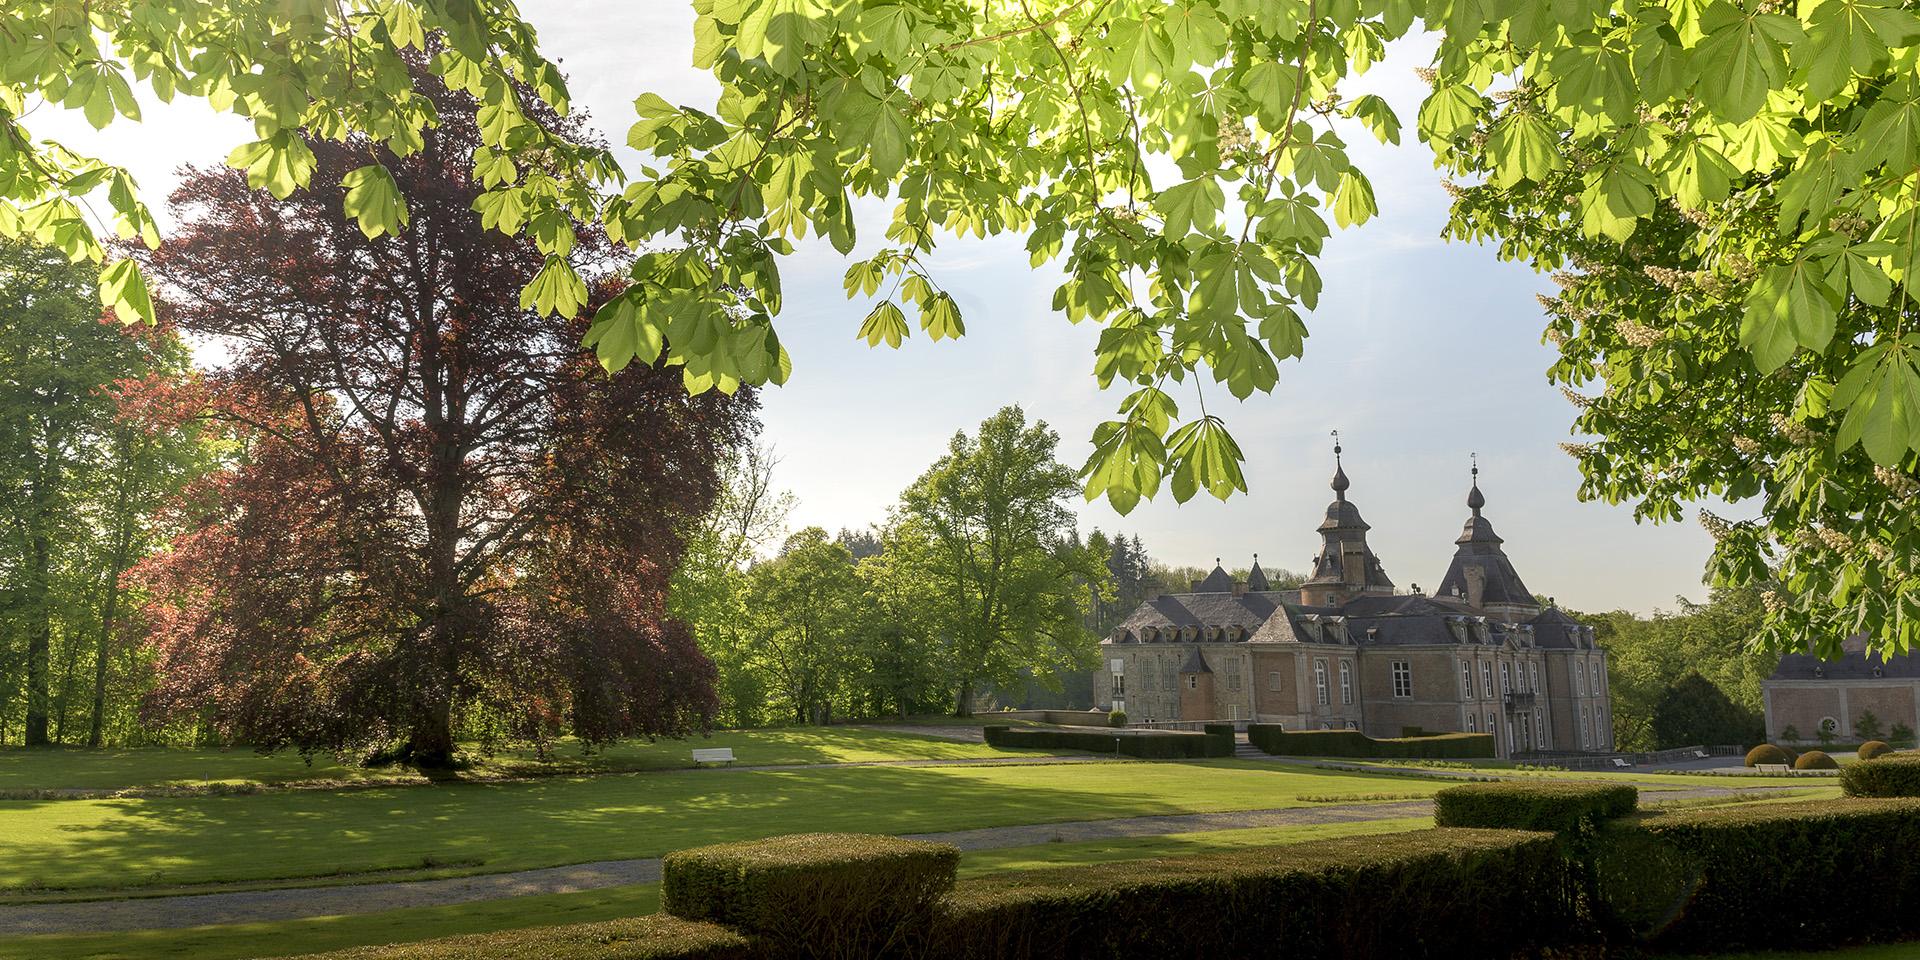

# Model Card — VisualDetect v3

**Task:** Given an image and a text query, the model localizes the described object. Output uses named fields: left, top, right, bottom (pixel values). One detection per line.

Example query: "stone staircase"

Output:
left=1233, top=740, right=1267, bottom=760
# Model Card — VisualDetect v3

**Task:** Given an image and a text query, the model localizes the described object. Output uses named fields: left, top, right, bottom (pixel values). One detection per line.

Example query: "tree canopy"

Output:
left=7, top=0, right=1920, bottom=655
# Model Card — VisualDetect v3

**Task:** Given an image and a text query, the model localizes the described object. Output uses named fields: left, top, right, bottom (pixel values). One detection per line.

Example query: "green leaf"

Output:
left=1693, top=5, right=1798, bottom=122
left=1157, top=177, right=1225, bottom=237
left=921, top=292, right=965, bottom=341
left=1834, top=343, right=1920, bottom=466
left=340, top=164, right=410, bottom=239
left=519, top=255, right=588, bottom=318
left=1742, top=259, right=1838, bottom=369
left=98, top=258, right=154, bottom=325
left=1417, top=85, right=1484, bottom=141
left=227, top=134, right=316, bottom=199
left=1485, top=112, right=1563, bottom=189
left=858, top=299, right=910, bottom=348
left=1347, top=94, right=1400, bottom=145
left=1332, top=171, right=1377, bottom=228
left=1166, top=416, right=1247, bottom=502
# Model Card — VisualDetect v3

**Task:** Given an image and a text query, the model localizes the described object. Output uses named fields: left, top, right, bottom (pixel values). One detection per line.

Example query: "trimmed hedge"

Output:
left=1744, top=743, right=1791, bottom=766
left=982, top=725, right=1230, bottom=759
left=1202, top=723, right=1235, bottom=757
left=1246, top=725, right=1494, bottom=759
left=290, top=917, right=754, bottom=960
left=1433, top=781, right=1638, bottom=834
left=1594, top=798, right=1920, bottom=953
left=1793, top=749, right=1839, bottom=770
left=931, top=828, right=1572, bottom=959
left=663, top=833, right=956, bottom=956
left=1842, top=752, right=1920, bottom=797
left=1858, top=739, right=1895, bottom=761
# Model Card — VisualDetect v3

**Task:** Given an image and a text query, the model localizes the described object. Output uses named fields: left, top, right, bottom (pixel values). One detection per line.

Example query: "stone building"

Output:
left=1095, top=450, right=1614, bottom=758
left=1763, top=635, right=1920, bottom=744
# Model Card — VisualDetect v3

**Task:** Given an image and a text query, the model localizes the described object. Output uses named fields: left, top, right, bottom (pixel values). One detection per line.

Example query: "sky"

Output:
left=31, top=3, right=1729, bottom=614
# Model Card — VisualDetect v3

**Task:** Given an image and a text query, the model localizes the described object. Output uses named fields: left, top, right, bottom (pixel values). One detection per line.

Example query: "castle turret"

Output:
left=1434, top=459, right=1539, bottom=619
left=1300, top=437, right=1395, bottom=606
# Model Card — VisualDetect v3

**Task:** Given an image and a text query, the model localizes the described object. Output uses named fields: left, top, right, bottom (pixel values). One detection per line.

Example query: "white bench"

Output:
left=692, top=747, right=736, bottom=766
left=1757, top=763, right=1789, bottom=773
left=1611, top=758, right=1632, bottom=768
left=1694, top=749, right=1710, bottom=760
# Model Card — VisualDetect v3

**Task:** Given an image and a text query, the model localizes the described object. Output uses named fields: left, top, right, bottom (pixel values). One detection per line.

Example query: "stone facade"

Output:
left=1762, top=635, right=1920, bottom=744
left=1096, top=452, right=1613, bottom=758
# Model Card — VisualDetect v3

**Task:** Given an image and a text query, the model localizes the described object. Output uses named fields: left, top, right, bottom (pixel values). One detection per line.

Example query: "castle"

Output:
left=1095, top=447, right=1613, bottom=758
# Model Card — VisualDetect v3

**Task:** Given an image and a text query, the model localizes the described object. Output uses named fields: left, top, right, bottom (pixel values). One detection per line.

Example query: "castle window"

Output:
left=1187, top=675, right=1198, bottom=690
left=1112, top=674, right=1125, bottom=696
left=1481, top=662, right=1493, bottom=699
left=1500, top=662, right=1511, bottom=695
left=1314, top=659, right=1330, bottom=705
left=1536, top=709, right=1548, bottom=749
left=1461, top=661, right=1474, bottom=700
left=1339, top=661, right=1354, bottom=705
left=1467, top=714, right=1476, bottom=733
left=1391, top=661, right=1412, bottom=699
left=1580, top=707, right=1592, bottom=748
left=1575, top=662, right=1587, bottom=696
left=1820, top=716, right=1839, bottom=735
left=1267, top=671, right=1283, bottom=691
left=1227, top=673, right=1242, bottom=692
left=1529, top=662, right=1539, bottom=695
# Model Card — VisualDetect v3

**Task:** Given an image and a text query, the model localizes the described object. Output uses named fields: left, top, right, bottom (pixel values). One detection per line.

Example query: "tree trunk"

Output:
left=25, top=527, right=52, bottom=746
left=953, top=680, right=974, bottom=718
left=408, top=701, right=458, bottom=770
left=89, top=445, right=139, bottom=749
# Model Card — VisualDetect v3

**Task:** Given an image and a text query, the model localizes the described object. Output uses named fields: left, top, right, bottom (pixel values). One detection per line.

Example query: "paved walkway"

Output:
left=0, top=778, right=1816, bottom=936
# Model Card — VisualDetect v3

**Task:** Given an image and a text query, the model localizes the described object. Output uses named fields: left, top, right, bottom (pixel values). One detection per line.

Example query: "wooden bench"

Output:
left=1756, top=763, right=1789, bottom=773
left=692, top=747, right=736, bottom=767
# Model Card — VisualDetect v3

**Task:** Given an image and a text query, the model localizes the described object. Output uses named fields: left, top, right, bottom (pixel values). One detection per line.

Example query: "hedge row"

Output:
left=1595, top=797, right=1920, bottom=953
left=1433, top=781, right=1638, bottom=834
left=982, top=725, right=1230, bottom=759
left=1245, top=726, right=1495, bottom=759
left=1842, top=752, right=1920, bottom=797
left=929, top=828, right=1569, bottom=959
left=663, top=833, right=956, bottom=955
left=291, top=916, right=753, bottom=959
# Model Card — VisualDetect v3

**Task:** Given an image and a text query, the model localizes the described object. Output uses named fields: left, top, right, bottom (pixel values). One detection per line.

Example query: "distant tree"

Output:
left=835, top=527, right=884, bottom=561
left=1892, top=723, right=1916, bottom=748
left=670, top=443, right=793, bottom=729
left=128, top=74, right=752, bottom=768
left=1854, top=710, right=1885, bottom=743
left=1780, top=724, right=1801, bottom=744
left=884, top=406, right=1108, bottom=716
left=1579, top=586, right=1776, bottom=752
left=744, top=528, right=863, bottom=724
left=1650, top=672, right=1763, bottom=749
left=0, top=241, right=205, bottom=747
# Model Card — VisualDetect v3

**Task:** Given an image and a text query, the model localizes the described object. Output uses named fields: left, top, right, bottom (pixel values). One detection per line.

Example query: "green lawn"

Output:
left=0, top=759, right=1444, bottom=895
left=0, top=818, right=1433, bottom=960
left=0, top=727, right=1020, bottom=794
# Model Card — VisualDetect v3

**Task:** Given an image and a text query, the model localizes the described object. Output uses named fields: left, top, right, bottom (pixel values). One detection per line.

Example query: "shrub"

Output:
left=662, top=833, right=957, bottom=956
left=1594, top=798, right=1920, bottom=953
left=932, top=828, right=1573, bottom=959
left=1842, top=753, right=1920, bottom=797
left=1793, top=749, right=1838, bottom=770
left=983, top=725, right=1226, bottom=759
left=1246, top=725, right=1495, bottom=759
left=1858, top=740, right=1895, bottom=761
left=1780, top=724, right=1800, bottom=742
left=1743, top=743, right=1790, bottom=767
left=288, top=916, right=753, bottom=960
left=1107, top=709, right=1127, bottom=728
left=1893, top=722, right=1916, bottom=746
left=1203, top=723, right=1235, bottom=756
left=1433, top=782, right=1637, bottom=834
left=1854, top=709, right=1886, bottom=741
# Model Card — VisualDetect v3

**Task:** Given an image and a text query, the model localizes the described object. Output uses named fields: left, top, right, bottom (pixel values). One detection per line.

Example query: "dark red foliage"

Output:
left=127, top=74, right=751, bottom=765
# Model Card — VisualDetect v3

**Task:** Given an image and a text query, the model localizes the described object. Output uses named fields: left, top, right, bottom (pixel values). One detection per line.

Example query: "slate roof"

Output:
left=1301, top=458, right=1395, bottom=593
left=1179, top=648, right=1212, bottom=673
left=1194, top=563, right=1235, bottom=593
left=1770, top=636, right=1920, bottom=681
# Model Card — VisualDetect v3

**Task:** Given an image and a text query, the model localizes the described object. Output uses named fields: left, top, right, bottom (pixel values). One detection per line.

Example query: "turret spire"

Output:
left=1330, top=429, right=1349, bottom=500
left=1467, top=452, right=1485, bottom=516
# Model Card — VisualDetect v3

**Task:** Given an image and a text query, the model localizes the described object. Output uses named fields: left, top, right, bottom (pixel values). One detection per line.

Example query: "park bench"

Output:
left=692, top=747, right=736, bottom=767
left=1693, top=749, right=1710, bottom=760
left=1611, top=758, right=1632, bottom=768
left=1757, top=763, right=1789, bottom=773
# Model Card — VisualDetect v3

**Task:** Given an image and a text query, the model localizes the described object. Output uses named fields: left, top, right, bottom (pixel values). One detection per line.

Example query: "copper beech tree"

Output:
left=125, top=79, right=754, bottom=768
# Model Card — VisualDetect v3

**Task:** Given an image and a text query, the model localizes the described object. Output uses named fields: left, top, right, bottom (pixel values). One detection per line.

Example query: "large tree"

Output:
left=127, top=76, right=753, bottom=767
left=881, top=406, right=1107, bottom=716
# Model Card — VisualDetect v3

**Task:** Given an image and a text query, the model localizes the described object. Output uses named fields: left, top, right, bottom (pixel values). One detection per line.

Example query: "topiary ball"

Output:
left=1859, top=740, right=1895, bottom=761
left=1746, top=743, right=1791, bottom=767
left=1793, top=749, right=1839, bottom=770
